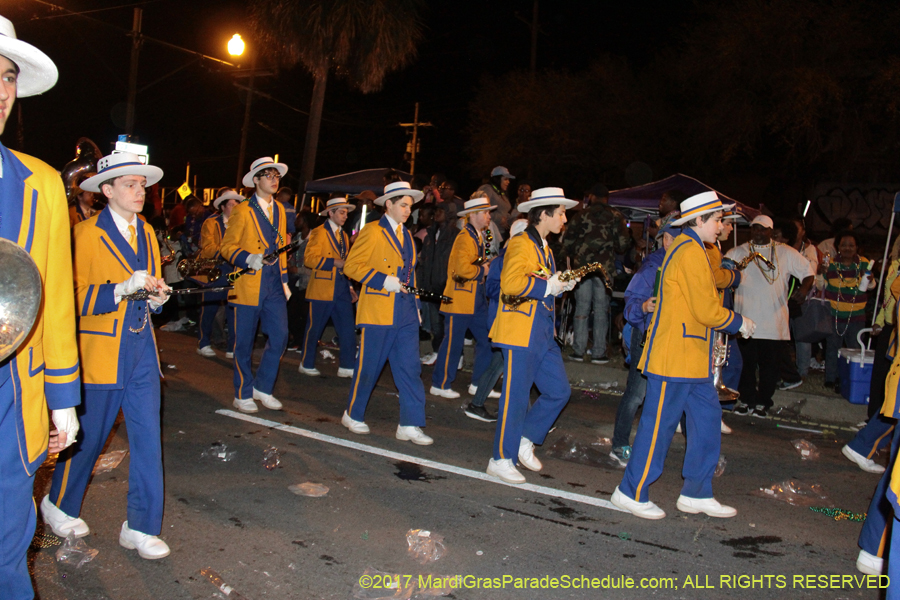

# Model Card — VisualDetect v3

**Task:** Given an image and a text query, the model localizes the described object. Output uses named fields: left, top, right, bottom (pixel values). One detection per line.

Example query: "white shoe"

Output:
left=196, top=345, right=216, bottom=358
left=842, top=445, right=886, bottom=474
left=610, top=486, right=666, bottom=520
left=857, top=549, right=884, bottom=575
left=298, top=365, right=321, bottom=376
left=675, top=495, right=737, bottom=518
left=337, top=367, right=354, bottom=378
left=225, top=351, right=234, bottom=359
left=487, top=458, right=526, bottom=484
left=721, top=419, right=732, bottom=435
left=253, top=388, right=282, bottom=410
left=341, top=411, right=369, bottom=434
left=420, top=352, right=438, bottom=365
left=119, top=521, right=170, bottom=559
left=429, top=385, right=460, bottom=399
left=458, top=355, right=465, bottom=370
left=41, top=495, right=90, bottom=538
left=396, top=425, right=433, bottom=445
left=464, top=338, right=473, bottom=346
left=675, top=422, right=682, bottom=433
left=233, top=397, right=258, bottom=413
left=518, top=438, right=542, bottom=471
left=468, top=384, right=501, bottom=399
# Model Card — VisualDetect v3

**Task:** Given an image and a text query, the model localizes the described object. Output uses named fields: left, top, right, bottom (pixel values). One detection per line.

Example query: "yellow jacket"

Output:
left=74, top=208, right=163, bottom=388
left=220, top=196, right=289, bottom=306
left=442, top=225, right=488, bottom=315
left=2, top=148, right=81, bottom=474
left=343, top=216, right=418, bottom=327
left=194, top=213, right=233, bottom=284
left=705, top=243, right=740, bottom=291
left=639, top=229, right=743, bottom=381
left=304, top=221, right=352, bottom=302
left=489, top=228, right=556, bottom=348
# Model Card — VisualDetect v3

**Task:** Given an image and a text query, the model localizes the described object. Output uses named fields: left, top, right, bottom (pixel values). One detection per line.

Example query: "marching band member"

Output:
left=299, top=197, right=357, bottom=377
left=430, top=196, right=498, bottom=400
left=611, top=191, right=755, bottom=520
left=220, top=157, right=290, bottom=414
left=341, top=182, right=432, bottom=445
left=44, top=152, right=173, bottom=559
left=196, top=189, right=242, bottom=358
left=0, top=18, right=81, bottom=598
left=486, top=188, right=579, bottom=484
left=69, top=172, right=99, bottom=228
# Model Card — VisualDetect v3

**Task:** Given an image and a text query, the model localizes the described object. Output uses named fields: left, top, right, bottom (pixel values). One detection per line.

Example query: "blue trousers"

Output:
left=849, top=414, right=895, bottom=460
left=49, top=331, right=163, bottom=535
left=232, top=291, right=288, bottom=399
left=432, top=309, right=492, bottom=390
left=493, top=343, right=570, bottom=462
left=346, top=322, right=427, bottom=427
left=620, top=379, right=722, bottom=503
left=613, top=326, right=647, bottom=449
left=301, top=299, right=356, bottom=370
left=198, top=287, right=234, bottom=350
left=472, top=348, right=504, bottom=408
left=0, top=379, right=37, bottom=600
left=858, top=424, right=900, bottom=559
left=889, top=516, right=900, bottom=600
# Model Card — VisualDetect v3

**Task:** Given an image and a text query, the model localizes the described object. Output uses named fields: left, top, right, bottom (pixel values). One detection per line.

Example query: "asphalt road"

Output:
left=28, top=328, right=890, bottom=600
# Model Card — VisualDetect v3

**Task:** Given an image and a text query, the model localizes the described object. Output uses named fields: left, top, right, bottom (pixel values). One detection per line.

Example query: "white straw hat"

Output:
left=516, top=187, right=578, bottom=213
left=374, top=181, right=424, bottom=206
left=214, top=190, right=244, bottom=210
left=242, top=156, right=288, bottom=188
left=0, top=16, right=58, bottom=97
left=79, top=152, right=163, bottom=193
left=318, top=197, right=356, bottom=217
left=671, top=191, right=734, bottom=226
left=458, top=197, right=497, bottom=216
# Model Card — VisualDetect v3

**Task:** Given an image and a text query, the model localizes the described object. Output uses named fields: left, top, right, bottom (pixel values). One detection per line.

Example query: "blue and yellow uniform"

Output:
left=489, top=227, right=570, bottom=462
left=220, top=195, right=289, bottom=400
left=343, top=216, right=426, bottom=426
left=196, top=213, right=235, bottom=352
left=619, top=228, right=743, bottom=503
left=301, top=220, right=355, bottom=371
left=0, top=147, right=81, bottom=599
left=48, top=206, right=166, bottom=538
left=432, top=224, right=492, bottom=391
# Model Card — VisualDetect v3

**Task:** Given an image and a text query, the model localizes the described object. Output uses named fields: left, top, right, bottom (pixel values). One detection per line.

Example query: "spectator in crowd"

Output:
left=418, top=202, right=458, bottom=365
left=510, top=181, right=532, bottom=221
left=727, top=215, right=814, bottom=417
left=276, top=187, right=297, bottom=236
left=423, top=172, right=446, bottom=205
left=818, top=217, right=853, bottom=261
left=349, top=190, right=379, bottom=236
left=415, top=204, right=435, bottom=249
left=69, top=172, right=100, bottom=227
left=439, top=179, right=465, bottom=213
left=167, top=196, right=187, bottom=229
left=781, top=217, right=821, bottom=379
left=181, top=196, right=209, bottom=256
left=560, top=183, right=632, bottom=363
left=823, top=230, right=872, bottom=391
left=478, top=166, right=514, bottom=232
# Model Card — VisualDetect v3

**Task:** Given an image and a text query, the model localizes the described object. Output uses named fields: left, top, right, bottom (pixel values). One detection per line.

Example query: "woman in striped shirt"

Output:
left=824, top=230, right=872, bottom=391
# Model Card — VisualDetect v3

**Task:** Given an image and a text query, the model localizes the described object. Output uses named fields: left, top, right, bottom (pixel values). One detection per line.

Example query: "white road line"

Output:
left=216, top=409, right=625, bottom=513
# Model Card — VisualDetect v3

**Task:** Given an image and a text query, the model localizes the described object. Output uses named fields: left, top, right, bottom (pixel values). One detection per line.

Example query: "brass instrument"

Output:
left=712, top=332, right=740, bottom=403
left=160, top=236, right=177, bottom=267
left=0, top=239, right=43, bottom=362
left=501, top=262, right=609, bottom=309
left=60, top=138, right=102, bottom=203
left=733, top=251, right=775, bottom=271
left=177, top=257, right=222, bottom=281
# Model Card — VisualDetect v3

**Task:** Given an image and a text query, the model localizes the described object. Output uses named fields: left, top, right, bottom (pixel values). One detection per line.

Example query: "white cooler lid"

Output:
left=839, top=348, right=875, bottom=365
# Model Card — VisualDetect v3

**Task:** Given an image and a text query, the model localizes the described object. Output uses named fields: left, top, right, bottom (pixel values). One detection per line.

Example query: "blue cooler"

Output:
left=838, top=327, right=875, bottom=404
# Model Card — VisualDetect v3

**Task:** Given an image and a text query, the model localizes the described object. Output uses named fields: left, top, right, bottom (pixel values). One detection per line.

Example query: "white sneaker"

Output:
left=420, top=352, right=438, bottom=365
left=675, top=495, right=737, bottom=518
left=468, top=384, right=501, bottom=399
left=518, top=438, right=542, bottom=472
left=41, top=495, right=90, bottom=538
left=396, top=425, right=433, bottom=445
left=225, top=351, right=234, bottom=359
left=298, top=365, right=321, bottom=376
left=857, top=549, right=884, bottom=575
left=337, top=368, right=354, bottom=378
left=233, top=397, right=258, bottom=413
left=429, top=385, right=460, bottom=399
left=341, top=411, right=369, bottom=434
left=610, top=486, right=666, bottom=520
left=675, top=422, right=682, bottom=433
left=196, top=345, right=216, bottom=358
left=487, top=458, right=526, bottom=484
left=119, top=521, right=170, bottom=559
left=458, top=355, right=465, bottom=370
left=253, top=388, right=282, bottom=410
left=464, top=338, right=473, bottom=346
left=721, top=419, right=732, bottom=434
left=842, top=445, right=886, bottom=474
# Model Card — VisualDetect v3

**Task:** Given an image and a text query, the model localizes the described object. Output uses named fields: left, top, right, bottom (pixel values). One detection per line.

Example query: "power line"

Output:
left=27, top=0, right=163, bottom=20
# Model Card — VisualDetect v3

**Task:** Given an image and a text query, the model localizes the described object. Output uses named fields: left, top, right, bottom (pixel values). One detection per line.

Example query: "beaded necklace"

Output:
left=249, top=197, right=284, bottom=247
left=749, top=241, right=778, bottom=285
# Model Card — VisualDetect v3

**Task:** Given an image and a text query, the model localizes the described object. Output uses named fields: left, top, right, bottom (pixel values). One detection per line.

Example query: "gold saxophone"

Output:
left=177, top=257, right=223, bottom=281
left=160, top=235, right=177, bottom=266
left=500, top=262, right=609, bottom=309
left=734, top=251, right=775, bottom=271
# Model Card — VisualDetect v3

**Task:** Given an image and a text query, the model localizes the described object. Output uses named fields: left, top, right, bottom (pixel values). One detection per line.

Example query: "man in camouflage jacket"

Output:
left=560, top=184, right=632, bottom=362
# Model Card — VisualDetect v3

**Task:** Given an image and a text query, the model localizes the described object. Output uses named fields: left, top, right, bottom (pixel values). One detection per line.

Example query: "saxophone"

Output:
left=733, top=251, right=775, bottom=271
left=500, top=263, right=609, bottom=309
left=177, top=257, right=223, bottom=281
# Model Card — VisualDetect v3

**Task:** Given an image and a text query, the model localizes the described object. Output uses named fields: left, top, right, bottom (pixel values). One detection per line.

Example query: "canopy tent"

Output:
left=608, top=173, right=760, bottom=224
left=303, top=168, right=411, bottom=196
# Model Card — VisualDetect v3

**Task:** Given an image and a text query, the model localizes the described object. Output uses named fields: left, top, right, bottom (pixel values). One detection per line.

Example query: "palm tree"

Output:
left=250, top=0, right=425, bottom=186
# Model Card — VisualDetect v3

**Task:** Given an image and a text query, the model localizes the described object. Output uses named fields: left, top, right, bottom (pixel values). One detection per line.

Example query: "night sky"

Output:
left=3, top=0, right=691, bottom=196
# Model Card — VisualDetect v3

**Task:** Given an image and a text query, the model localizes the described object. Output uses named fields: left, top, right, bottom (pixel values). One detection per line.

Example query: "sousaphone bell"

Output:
left=0, top=238, right=42, bottom=362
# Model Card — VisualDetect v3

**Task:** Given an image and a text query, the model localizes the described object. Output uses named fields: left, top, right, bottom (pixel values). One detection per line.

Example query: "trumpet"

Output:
left=177, top=257, right=223, bottom=281
left=500, top=262, right=609, bottom=309
left=733, top=251, right=775, bottom=271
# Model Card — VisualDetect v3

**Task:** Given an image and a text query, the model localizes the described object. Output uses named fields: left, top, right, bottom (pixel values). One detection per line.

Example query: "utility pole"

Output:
left=398, top=102, right=432, bottom=177
left=125, top=7, right=143, bottom=137
left=530, top=0, right=538, bottom=75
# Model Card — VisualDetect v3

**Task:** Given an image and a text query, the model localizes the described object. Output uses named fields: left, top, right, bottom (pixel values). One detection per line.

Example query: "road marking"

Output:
left=217, top=409, right=625, bottom=513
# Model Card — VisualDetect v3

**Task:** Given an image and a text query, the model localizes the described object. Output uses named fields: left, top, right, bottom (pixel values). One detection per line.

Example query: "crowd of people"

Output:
left=5, top=15, right=900, bottom=600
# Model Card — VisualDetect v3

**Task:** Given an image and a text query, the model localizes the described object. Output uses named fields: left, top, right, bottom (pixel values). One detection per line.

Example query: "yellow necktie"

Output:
left=128, top=225, right=138, bottom=253
left=396, top=225, right=403, bottom=248
left=267, top=203, right=274, bottom=223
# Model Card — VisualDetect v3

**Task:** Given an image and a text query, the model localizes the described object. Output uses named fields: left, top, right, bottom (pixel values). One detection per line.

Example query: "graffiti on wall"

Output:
left=808, top=184, right=899, bottom=237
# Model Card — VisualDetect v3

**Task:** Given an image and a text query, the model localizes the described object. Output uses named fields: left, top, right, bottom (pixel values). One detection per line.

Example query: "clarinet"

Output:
left=122, top=285, right=233, bottom=302
left=401, top=284, right=452, bottom=304
left=227, top=238, right=300, bottom=284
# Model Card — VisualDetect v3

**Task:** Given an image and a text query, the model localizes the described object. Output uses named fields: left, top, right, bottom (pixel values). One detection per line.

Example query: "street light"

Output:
left=228, top=34, right=245, bottom=57
left=231, top=33, right=255, bottom=187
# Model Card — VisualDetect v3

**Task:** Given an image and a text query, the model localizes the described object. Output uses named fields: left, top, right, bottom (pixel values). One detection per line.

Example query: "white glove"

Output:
left=283, top=282, right=292, bottom=301
left=114, top=270, right=150, bottom=301
left=739, top=316, right=756, bottom=338
left=149, top=294, right=170, bottom=310
left=544, top=273, right=563, bottom=297
left=563, top=279, right=577, bottom=292
left=51, top=407, right=80, bottom=450
left=247, top=253, right=265, bottom=271
left=383, top=275, right=403, bottom=293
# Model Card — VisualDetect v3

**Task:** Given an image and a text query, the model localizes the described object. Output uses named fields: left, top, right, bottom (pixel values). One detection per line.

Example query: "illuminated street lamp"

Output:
left=231, top=33, right=255, bottom=186
left=228, top=34, right=245, bottom=57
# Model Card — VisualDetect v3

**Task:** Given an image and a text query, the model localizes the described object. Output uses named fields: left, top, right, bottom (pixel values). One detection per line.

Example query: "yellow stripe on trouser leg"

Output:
left=441, top=316, right=454, bottom=388
left=635, top=381, right=667, bottom=500
left=348, top=329, right=366, bottom=413
left=498, top=350, right=513, bottom=460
